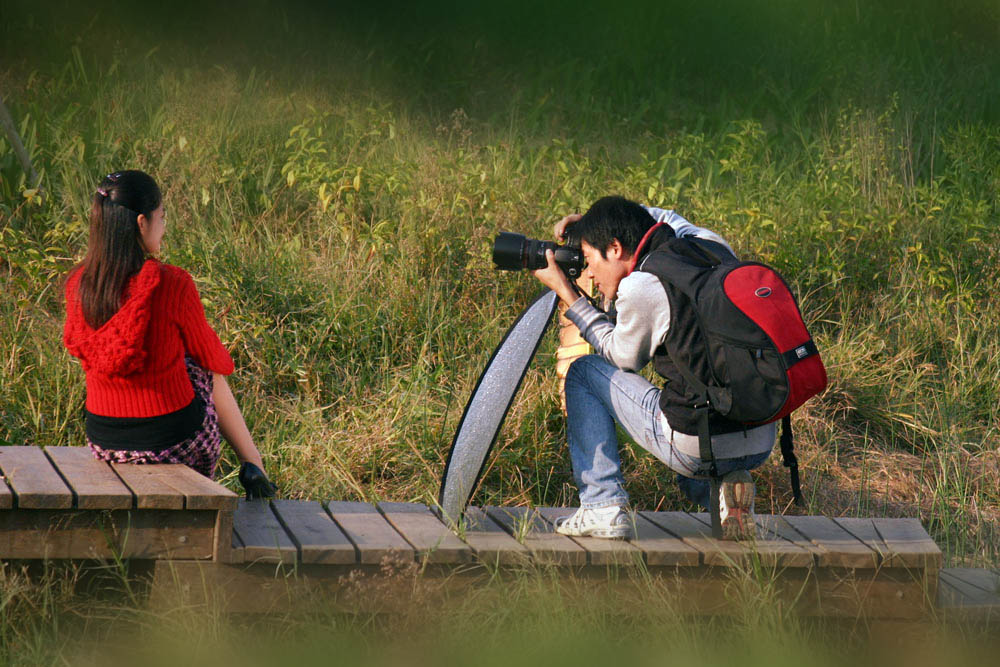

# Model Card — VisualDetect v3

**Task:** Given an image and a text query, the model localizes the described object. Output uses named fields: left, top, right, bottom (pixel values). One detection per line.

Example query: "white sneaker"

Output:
left=719, top=470, right=757, bottom=541
left=554, top=506, right=631, bottom=539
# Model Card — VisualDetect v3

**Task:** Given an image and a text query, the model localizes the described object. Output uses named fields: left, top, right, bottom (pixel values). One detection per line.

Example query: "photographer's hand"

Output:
left=532, top=249, right=582, bottom=306
left=553, top=213, right=583, bottom=241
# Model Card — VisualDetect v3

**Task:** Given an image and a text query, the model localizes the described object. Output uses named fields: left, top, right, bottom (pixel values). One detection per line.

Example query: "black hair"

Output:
left=78, top=170, right=162, bottom=328
left=563, top=196, right=657, bottom=258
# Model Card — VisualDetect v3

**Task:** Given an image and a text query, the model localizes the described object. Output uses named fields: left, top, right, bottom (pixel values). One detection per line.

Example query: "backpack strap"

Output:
left=780, top=415, right=803, bottom=506
left=664, top=343, right=724, bottom=538
left=697, top=404, right=723, bottom=539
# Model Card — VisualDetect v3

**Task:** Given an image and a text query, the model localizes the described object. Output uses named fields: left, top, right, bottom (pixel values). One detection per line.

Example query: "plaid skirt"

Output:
left=89, top=357, right=222, bottom=479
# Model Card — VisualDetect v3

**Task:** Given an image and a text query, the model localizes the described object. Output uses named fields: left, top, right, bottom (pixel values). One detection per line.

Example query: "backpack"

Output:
left=639, top=234, right=827, bottom=537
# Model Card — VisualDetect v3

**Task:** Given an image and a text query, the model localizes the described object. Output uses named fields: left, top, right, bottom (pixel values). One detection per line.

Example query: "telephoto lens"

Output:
left=492, top=232, right=584, bottom=278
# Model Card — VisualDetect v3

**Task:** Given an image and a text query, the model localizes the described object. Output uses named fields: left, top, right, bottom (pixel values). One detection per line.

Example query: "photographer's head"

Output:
left=565, top=196, right=656, bottom=301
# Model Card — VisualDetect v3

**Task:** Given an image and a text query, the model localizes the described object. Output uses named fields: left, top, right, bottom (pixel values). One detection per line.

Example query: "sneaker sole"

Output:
left=590, top=527, right=631, bottom=539
left=721, top=508, right=755, bottom=541
left=555, top=524, right=631, bottom=539
left=721, top=475, right=756, bottom=541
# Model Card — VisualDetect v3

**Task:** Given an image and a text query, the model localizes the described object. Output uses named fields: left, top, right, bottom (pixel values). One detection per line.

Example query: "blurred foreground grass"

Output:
left=2, top=559, right=999, bottom=667
left=0, top=0, right=998, bottom=576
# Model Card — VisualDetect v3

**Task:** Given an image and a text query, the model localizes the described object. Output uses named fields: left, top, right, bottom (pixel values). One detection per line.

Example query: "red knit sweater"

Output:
left=64, top=259, right=234, bottom=418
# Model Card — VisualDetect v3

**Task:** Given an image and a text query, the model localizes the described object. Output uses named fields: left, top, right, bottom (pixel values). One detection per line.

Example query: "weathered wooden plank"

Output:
left=484, top=506, right=586, bottom=567
left=461, top=506, right=530, bottom=566
left=630, top=513, right=701, bottom=566
left=872, top=518, right=943, bottom=570
left=271, top=500, right=356, bottom=565
left=376, top=502, right=472, bottom=564
left=736, top=514, right=817, bottom=569
left=936, top=573, right=967, bottom=609
left=230, top=528, right=246, bottom=564
left=0, top=446, right=73, bottom=509
left=534, top=507, right=643, bottom=566
left=118, top=509, right=218, bottom=559
left=941, top=568, right=1000, bottom=597
left=0, top=508, right=216, bottom=559
left=214, top=510, right=235, bottom=563
left=44, top=446, right=133, bottom=510
left=326, top=501, right=414, bottom=565
left=783, top=515, right=879, bottom=568
left=148, top=560, right=933, bottom=619
left=834, top=517, right=891, bottom=565
left=938, top=569, right=1000, bottom=608
left=232, top=499, right=296, bottom=564
left=682, top=511, right=813, bottom=568
left=137, top=464, right=237, bottom=511
left=0, top=474, right=12, bottom=509
left=643, top=511, right=749, bottom=567
left=756, top=514, right=824, bottom=563
left=111, top=464, right=185, bottom=510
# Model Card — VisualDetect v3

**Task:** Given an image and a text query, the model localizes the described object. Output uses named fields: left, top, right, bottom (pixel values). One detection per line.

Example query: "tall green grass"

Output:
left=1, top=0, right=998, bottom=573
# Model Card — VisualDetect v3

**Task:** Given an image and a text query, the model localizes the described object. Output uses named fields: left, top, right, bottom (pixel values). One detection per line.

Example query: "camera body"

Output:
left=492, top=232, right=584, bottom=278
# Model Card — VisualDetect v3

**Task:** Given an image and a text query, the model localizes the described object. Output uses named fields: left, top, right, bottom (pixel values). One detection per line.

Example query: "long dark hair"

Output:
left=78, top=170, right=162, bottom=328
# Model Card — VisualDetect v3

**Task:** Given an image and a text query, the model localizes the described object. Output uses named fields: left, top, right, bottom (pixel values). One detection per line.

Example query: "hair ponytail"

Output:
left=78, top=170, right=162, bottom=328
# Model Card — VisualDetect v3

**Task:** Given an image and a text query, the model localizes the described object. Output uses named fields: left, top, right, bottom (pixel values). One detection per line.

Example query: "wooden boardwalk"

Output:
left=0, top=446, right=996, bottom=622
left=161, top=498, right=953, bottom=619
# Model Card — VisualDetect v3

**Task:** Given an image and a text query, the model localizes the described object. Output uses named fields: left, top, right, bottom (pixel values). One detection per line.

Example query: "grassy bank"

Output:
left=1, top=0, right=998, bottom=573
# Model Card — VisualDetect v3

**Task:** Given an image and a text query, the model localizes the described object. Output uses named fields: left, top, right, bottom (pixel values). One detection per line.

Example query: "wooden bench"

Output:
left=0, top=446, right=236, bottom=562
left=153, top=499, right=947, bottom=619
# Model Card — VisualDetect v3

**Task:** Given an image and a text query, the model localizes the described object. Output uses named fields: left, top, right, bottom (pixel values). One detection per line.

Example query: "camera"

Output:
left=492, top=232, right=584, bottom=278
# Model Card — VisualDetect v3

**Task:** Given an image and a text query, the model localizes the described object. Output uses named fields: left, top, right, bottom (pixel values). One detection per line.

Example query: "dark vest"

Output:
left=632, top=226, right=746, bottom=437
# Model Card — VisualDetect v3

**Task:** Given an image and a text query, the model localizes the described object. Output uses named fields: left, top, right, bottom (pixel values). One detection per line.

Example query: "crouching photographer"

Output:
left=527, top=196, right=777, bottom=540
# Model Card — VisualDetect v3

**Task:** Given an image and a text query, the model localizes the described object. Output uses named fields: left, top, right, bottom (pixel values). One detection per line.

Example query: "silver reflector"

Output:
left=438, top=289, right=559, bottom=527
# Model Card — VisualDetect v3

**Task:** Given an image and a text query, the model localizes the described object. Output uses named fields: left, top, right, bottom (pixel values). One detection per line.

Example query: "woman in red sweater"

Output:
left=64, top=170, right=276, bottom=497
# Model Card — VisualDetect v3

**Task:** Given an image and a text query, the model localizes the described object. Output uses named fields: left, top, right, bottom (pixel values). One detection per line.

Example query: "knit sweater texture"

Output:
left=64, top=259, right=234, bottom=418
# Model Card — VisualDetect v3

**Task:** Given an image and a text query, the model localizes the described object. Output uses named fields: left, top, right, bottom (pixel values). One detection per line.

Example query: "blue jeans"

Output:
left=564, top=355, right=772, bottom=509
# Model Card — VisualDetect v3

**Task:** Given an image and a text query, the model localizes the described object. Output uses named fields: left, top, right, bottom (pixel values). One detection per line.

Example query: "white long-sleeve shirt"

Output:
left=564, top=207, right=776, bottom=459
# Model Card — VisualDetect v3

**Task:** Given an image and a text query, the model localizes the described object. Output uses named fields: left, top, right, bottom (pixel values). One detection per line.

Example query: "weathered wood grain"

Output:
left=872, top=518, right=943, bottom=570
left=0, top=473, right=12, bottom=509
left=755, top=514, right=824, bottom=563
left=643, top=511, right=749, bottom=567
left=535, top=507, right=643, bottom=566
left=630, top=513, right=701, bottom=566
left=111, top=464, right=185, bottom=509
left=271, top=499, right=356, bottom=565
left=147, top=558, right=942, bottom=619
left=460, top=506, right=530, bottom=566
left=44, top=446, right=133, bottom=510
left=139, top=464, right=237, bottom=511
left=230, top=528, right=246, bottom=564
left=695, top=512, right=815, bottom=569
left=937, top=569, right=1000, bottom=621
left=834, top=517, right=891, bottom=565
left=375, top=502, right=472, bottom=564
left=233, top=499, right=296, bottom=564
left=0, top=446, right=73, bottom=509
left=484, top=506, right=586, bottom=567
left=214, top=509, right=235, bottom=563
left=939, top=568, right=1000, bottom=605
left=0, top=508, right=216, bottom=559
left=782, top=515, right=879, bottom=568
left=326, top=501, right=413, bottom=565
